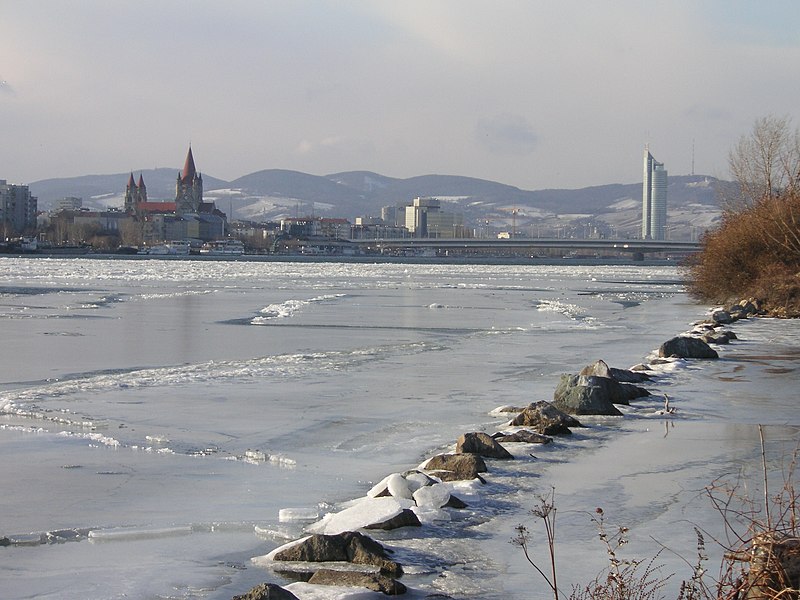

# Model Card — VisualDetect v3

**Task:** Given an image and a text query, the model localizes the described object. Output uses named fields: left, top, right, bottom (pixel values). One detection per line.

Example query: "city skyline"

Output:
left=2, top=2, right=799, bottom=190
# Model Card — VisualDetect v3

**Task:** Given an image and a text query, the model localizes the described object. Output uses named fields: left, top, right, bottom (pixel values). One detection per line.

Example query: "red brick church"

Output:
left=124, top=147, right=226, bottom=242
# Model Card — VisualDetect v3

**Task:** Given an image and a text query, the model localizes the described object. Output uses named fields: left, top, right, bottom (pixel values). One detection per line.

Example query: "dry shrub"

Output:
left=686, top=189, right=800, bottom=315
left=705, top=435, right=800, bottom=600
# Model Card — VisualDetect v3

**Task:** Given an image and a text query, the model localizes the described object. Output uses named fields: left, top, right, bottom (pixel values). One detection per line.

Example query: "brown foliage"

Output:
left=685, top=189, right=800, bottom=316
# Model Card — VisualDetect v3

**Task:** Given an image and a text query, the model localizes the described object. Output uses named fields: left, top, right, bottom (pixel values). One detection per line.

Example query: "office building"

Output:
left=0, top=180, right=38, bottom=236
left=642, top=148, right=667, bottom=240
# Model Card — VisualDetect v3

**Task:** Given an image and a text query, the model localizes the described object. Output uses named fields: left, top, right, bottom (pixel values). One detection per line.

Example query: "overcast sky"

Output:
left=2, top=1, right=798, bottom=190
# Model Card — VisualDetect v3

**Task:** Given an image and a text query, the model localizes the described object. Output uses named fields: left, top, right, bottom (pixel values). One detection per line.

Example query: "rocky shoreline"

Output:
left=231, top=299, right=764, bottom=599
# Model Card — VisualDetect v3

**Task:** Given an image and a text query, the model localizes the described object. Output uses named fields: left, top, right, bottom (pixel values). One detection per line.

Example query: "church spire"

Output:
left=175, top=146, right=203, bottom=215
left=181, top=146, right=196, bottom=183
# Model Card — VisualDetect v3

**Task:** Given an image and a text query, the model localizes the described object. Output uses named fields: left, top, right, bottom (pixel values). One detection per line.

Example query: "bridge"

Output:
left=343, top=237, right=700, bottom=257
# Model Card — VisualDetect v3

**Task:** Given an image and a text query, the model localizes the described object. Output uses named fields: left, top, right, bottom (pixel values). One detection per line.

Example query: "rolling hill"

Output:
left=30, top=168, right=728, bottom=240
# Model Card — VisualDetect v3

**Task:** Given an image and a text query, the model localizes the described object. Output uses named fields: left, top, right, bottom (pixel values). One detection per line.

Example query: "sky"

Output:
left=2, top=1, right=799, bottom=190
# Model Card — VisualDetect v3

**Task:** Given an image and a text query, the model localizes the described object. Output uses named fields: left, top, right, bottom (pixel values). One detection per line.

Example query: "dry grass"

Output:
left=685, top=189, right=800, bottom=317
left=515, top=431, right=800, bottom=600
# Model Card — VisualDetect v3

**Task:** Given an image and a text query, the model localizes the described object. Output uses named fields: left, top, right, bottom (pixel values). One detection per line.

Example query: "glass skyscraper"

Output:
left=642, top=149, right=667, bottom=240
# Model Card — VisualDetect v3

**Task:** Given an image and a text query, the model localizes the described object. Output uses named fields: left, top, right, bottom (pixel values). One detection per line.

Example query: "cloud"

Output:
left=683, top=105, right=731, bottom=122
left=292, top=135, right=377, bottom=173
left=475, top=113, right=539, bottom=156
left=295, top=136, right=351, bottom=156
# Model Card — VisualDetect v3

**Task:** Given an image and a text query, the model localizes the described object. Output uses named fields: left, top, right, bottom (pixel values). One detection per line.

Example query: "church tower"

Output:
left=124, top=173, right=148, bottom=214
left=175, top=146, right=203, bottom=215
left=137, top=174, right=147, bottom=204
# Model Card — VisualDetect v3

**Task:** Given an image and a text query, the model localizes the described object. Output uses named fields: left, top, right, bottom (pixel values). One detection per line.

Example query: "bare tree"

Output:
left=726, top=115, right=800, bottom=211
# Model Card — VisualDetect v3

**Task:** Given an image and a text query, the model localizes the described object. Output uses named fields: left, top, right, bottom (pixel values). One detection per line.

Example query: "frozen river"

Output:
left=1, top=257, right=798, bottom=599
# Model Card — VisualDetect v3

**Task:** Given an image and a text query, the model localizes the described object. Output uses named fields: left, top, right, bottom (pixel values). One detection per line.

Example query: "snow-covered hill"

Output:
left=30, top=169, right=727, bottom=240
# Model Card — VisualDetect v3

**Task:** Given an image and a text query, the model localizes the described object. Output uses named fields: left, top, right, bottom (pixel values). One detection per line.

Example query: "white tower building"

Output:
left=642, top=149, right=667, bottom=240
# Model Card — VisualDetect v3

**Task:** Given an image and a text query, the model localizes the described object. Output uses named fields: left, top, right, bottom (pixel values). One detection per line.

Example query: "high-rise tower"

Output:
left=642, top=148, right=667, bottom=240
left=175, top=146, right=203, bottom=215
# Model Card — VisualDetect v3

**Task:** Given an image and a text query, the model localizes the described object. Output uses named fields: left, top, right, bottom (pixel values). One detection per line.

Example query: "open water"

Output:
left=0, top=257, right=798, bottom=599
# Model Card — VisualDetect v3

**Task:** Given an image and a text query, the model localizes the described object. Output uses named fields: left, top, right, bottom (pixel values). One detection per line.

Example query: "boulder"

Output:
left=232, top=583, right=299, bottom=600
left=578, top=359, right=651, bottom=394
left=273, top=532, right=402, bottom=577
left=727, top=305, right=749, bottom=320
left=364, top=508, right=421, bottom=530
left=561, top=372, right=649, bottom=406
left=307, top=497, right=417, bottom=534
left=608, top=367, right=651, bottom=384
left=552, top=374, right=624, bottom=416
left=456, top=432, right=513, bottom=459
left=711, top=309, right=734, bottom=324
left=423, top=453, right=487, bottom=482
left=738, top=299, right=760, bottom=315
left=493, top=430, right=553, bottom=444
left=307, top=569, right=407, bottom=595
left=508, top=401, right=583, bottom=434
left=578, top=358, right=614, bottom=378
left=648, top=357, right=674, bottom=365
left=658, top=336, right=719, bottom=359
left=702, top=331, right=735, bottom=345
left=444, top=494, right=468, bottom=509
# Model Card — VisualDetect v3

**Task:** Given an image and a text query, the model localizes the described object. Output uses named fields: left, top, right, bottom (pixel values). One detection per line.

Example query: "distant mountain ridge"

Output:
left=29, top=168, right=728, bottom=239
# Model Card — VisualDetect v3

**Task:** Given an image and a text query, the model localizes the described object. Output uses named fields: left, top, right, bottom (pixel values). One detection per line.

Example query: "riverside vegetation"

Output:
left=687, top=115, right=800, bottom=316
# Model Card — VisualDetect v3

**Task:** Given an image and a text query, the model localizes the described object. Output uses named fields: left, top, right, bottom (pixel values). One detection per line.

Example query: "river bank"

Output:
left=1, top=259, right=796, bottom=600
left=221, top=306, right=799, bottom=599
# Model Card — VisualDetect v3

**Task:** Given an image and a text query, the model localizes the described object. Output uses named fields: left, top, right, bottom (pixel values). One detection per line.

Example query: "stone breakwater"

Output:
left=236, top=300, right=763, bottom=599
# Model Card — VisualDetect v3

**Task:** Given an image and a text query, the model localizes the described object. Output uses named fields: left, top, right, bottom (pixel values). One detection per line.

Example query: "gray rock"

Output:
left=444, top=494, right=468, bottom=509
left=307, top=569, right=407, bottom=595
left=658, top=336, right=719, bottom=359
left=727, top=305, right=749, bottom=320
left=702, top=332, right=730, bottom=345
left=231, top=583, right=299, bottom=600
left=423, top=453, right=487, bottom=481
left=738, top=299, right=760, bottom=315
left=364, top=508, right=421, bottom=530
left=273, top=532, right=402, bottom=577
left=711, top=309, right=734, bottom=324
left=578, top=359, right=614, bottom=378
left=552, top=374, right=623, bottom=416
left=508, top=401, right=583, bottom=434
left=493, top=429, right=553, bottom=444
left=456, top=432, right=513, bottom=459
left=577, top=359, right=652, bottom=394
left=609, top=367, right=651, bottom=383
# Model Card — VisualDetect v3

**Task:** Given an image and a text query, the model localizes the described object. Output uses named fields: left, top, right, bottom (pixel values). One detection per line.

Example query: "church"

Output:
left=124, top=147, right=226, bottom=243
